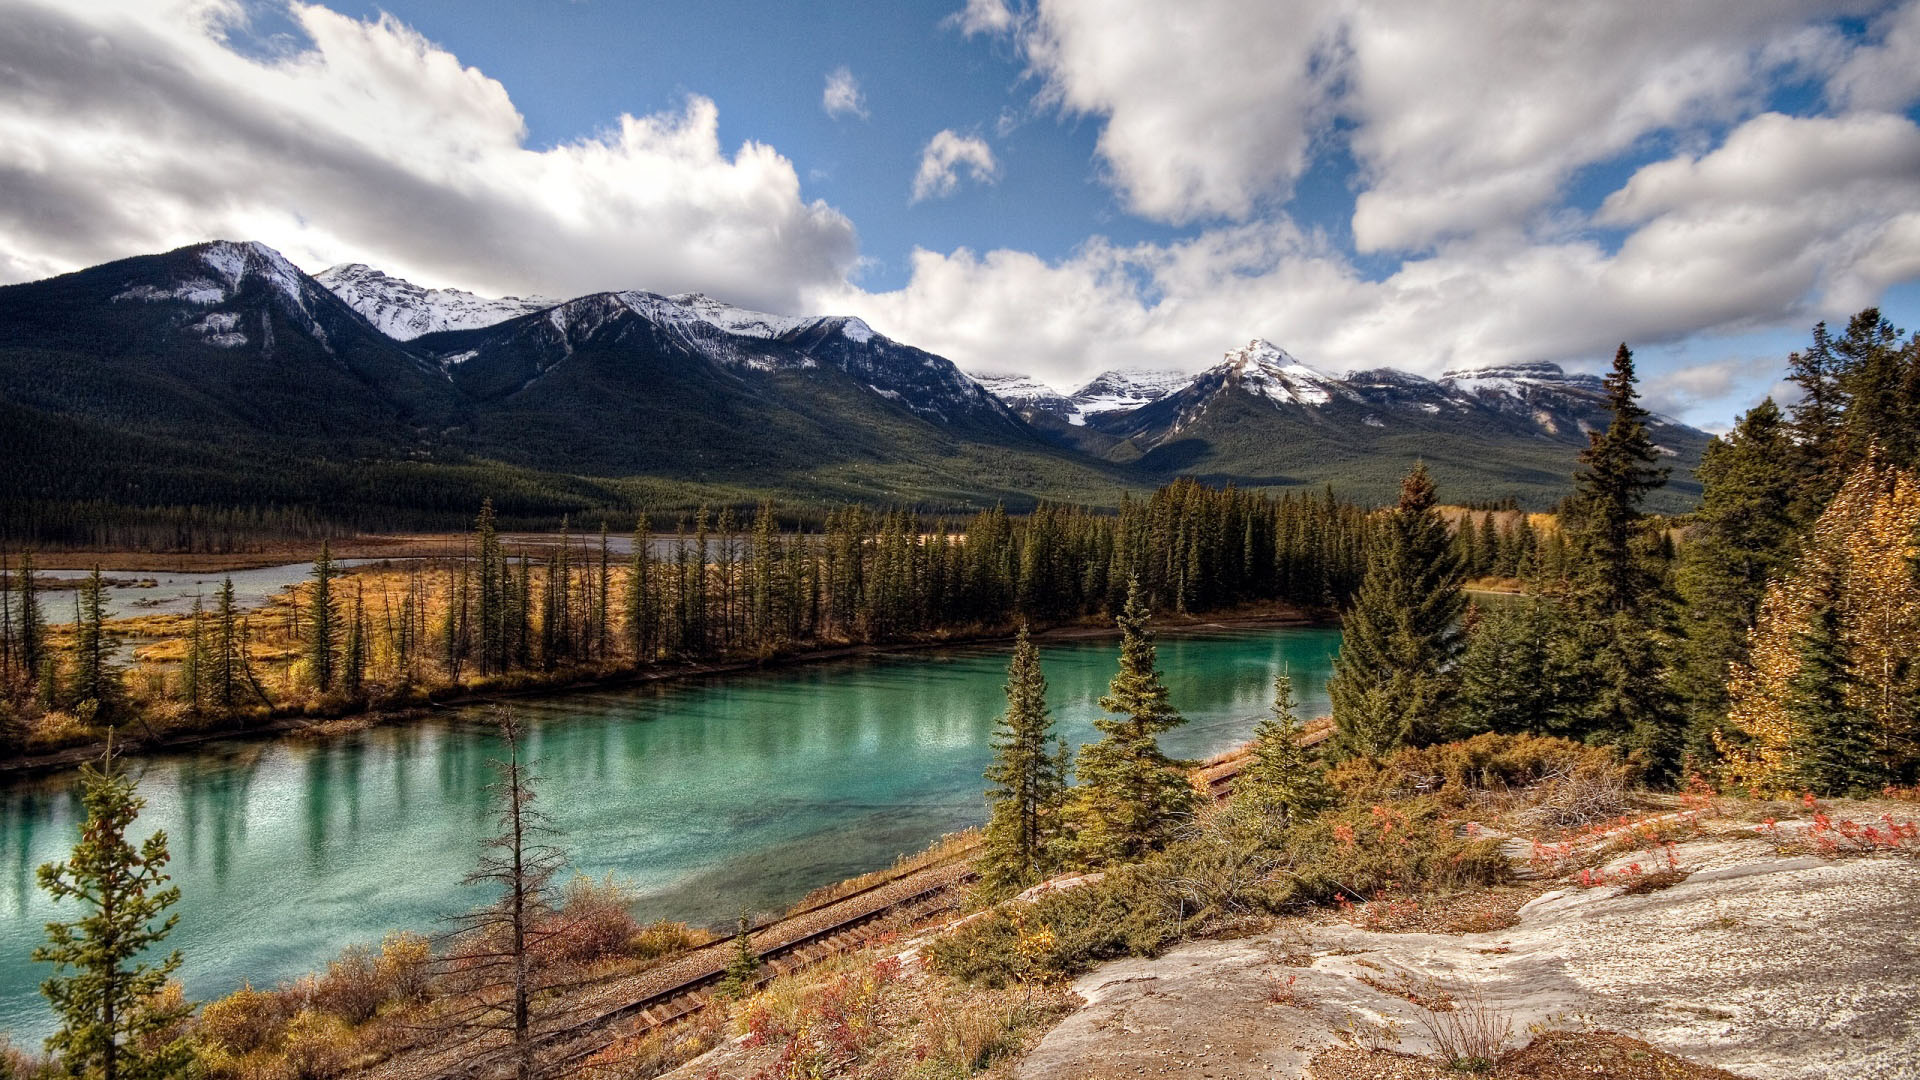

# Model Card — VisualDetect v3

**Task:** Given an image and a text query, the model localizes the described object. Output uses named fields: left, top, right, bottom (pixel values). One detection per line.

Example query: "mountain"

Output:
left=316, top=263, right=555, bottom=340
left=1066, top=340, right=1710, bottom=509
left=2, top=243, right=1713, bottom=529
left=979, top=368, right=1189, bottom=426
left=408, top=288, right=1053, bottom=489
left=0, top=242, right=1119, bottom=524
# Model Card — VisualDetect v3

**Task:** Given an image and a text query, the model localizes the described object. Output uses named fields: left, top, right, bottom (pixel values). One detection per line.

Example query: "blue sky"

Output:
left=3, top=0, right=1919, bottom=430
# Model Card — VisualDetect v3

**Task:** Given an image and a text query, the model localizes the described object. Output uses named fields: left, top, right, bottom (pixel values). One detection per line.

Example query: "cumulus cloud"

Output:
left=1010, top=0, right=1877, bottom=246
left=910, top=130, right=999, bottom=202
left=944, top=0, right=1018, bottom=38
left=1827, top=0, right=1920, bottom=111
left=821, top=112, right=1920, bottom=404
left=0, top=0, right=857, bottom=309
left=822, top=66, right=868, bottom=120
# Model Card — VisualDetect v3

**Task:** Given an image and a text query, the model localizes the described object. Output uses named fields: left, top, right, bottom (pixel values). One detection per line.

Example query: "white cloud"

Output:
left=910, top=130, right=999, bottom=202
left=1828, top=0, right=1920, bottom=111
left=822, top=66, right=868, bottom=120
left=821, top=112, right=1920, bottom=408
left=945, top=0, right=1018, bottom=38
left=0, top=0, right=857, bottom=310
left=1011, top=0, right=1877, bottom=246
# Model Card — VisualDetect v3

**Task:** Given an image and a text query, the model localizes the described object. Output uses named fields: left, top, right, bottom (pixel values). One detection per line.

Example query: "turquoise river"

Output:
left=0, top=625, right=1340, bottom=1043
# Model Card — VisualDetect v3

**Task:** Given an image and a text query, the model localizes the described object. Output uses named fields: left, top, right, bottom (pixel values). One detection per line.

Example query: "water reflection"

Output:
left=0, top=626, right=1338, bottom=1042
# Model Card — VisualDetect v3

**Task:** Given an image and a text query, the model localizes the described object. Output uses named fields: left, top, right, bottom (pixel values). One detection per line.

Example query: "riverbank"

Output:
left=0, top=605, right=1326, bottom=777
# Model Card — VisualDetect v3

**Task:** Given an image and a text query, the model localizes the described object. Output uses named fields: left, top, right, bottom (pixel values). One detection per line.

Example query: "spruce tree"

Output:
left=980, top=626, right=1066, bottom=893
left=307, top=544, right=338, bottom=693
left=1561, top=345, right=1684, bottom=776
left=1070, top=579, right=1196, bottom=865
left=1235, top=672, right=1331, bottom=832
left=1454, top=596, right=1583, bottom=737
left=1327, top=464, right=1466, bottom=757
left=35, top=742, right=193, bottom=1080
left=717, top=914, right=760, bottom=1000
left=16, top=549, right=43, bottom=693
left=1782, top=594, right=1882, bottom=794
left=1565, top=345, right=1670, bottom=616
left=342, top=585, right=368, bottom=699
left=210, top=580, right=239, bottom=710
left=1674, top=399, right=1799, bottom=758
left=71, top=568, right=120, bottom=718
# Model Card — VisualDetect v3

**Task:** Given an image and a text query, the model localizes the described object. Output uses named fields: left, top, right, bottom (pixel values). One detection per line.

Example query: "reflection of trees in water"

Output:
left=0, top=782, right=82, bottom=917
left=172, top=747, right=269, bottom=883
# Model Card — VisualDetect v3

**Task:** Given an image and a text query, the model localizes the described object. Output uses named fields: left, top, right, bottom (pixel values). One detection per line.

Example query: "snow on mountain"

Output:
left=1439, top=361, right=1606, bottom=404
left=316, top=263, right=554, bottom=341
left=972, top=373, right=1073, bottom=410
left=1213, top=339, right=1349, bottom=407
left=1067, top=369, right=1191, bottom=423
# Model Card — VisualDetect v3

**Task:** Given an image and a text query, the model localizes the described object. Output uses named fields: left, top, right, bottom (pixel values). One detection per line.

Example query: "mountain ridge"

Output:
left=2, top=241, right=1714, bottom=521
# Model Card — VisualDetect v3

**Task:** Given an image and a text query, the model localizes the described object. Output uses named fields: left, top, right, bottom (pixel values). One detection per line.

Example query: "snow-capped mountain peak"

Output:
left=316, top=263, right=555, bottom=341
left=1215, top=339, right=1343, bottom=407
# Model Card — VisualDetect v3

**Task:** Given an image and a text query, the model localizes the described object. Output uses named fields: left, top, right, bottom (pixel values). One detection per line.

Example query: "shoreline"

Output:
left=0, top=607, right=1329, bottom=779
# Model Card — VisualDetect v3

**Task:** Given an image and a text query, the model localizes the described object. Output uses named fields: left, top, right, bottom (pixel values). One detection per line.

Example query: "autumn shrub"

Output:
left=1328, top=734, right=1635, bottom=825
left=374, top=932, right=432, bottom=1005
left=0, top=1036, right=55, bottom=1080
left=312, top=946, right=387, bottom=1024
left=629, top=919, right=714, bottom=961
left=543, top=875, right=643, bottom=967
left=275, top=1010, right=354, bottom=1080
left=198, top=983, right=295, bottom=1057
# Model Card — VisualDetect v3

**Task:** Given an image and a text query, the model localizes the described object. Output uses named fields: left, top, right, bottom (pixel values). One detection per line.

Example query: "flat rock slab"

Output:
left=1017, top=841, right=1920, bottom=1080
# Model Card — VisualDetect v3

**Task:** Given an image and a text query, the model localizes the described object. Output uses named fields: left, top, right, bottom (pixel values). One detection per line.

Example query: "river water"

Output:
left=0, top=625, right=1339, bottom=1043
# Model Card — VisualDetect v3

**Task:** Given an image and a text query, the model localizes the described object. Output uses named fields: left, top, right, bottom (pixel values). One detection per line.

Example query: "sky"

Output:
left=2, top=1, right=1919, bottom=430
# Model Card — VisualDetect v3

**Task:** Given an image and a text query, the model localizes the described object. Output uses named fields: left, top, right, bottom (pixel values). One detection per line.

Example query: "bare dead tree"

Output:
left=443, top=708, right=567, bottom=1080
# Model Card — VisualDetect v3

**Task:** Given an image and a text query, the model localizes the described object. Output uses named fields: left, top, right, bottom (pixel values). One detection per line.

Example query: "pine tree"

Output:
left=71, top=568, right=120, bottom=718
left=210, top=579, right=239, bottom=710
left=980, top=626, right=1066, bottom=893
left=16, top=550, right=44, bottom=694
left=35, top=741, right=193, bottom=1080
left=1454, top=596, right=1584, bottom=737
left=717, top=914, right=760, bottom=1000
left=1674, top=399, right=1799, bottom=759
left=1561, top=345, right=1684, bottom=776
left=475, top=500, right=504, bottom=676
left=1327, top=464, right=1466, bottom=757
left=342, top=585, right=368, bottom=699
left=1235, top=672, right=1331, bottom=832
left=307, top=544, right=339, bottom=693
left=1781, top=593, right=1882, bottom=794
left=1565, top=345, right=1669, bottom=616
left=1070, top=579, right=1196, bottom=865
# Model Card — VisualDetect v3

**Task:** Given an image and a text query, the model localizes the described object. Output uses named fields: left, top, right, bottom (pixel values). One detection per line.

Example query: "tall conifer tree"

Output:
left=35, top=741, right=192, bottom=1080
left=1327, top=464, right=1466, bottom=757
left=980, top=626, right=1066, bottom=892
left=1236, top=672, right=1331, bottom=831
left=1561, top=345, right=1684, bottom=775
left=1071, top=579, right=1196, bottom=865
left=307, top=544, right=339, bottom=693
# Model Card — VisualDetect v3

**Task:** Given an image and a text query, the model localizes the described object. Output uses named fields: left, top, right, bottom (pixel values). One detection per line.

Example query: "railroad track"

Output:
left=372, top=718, right=1327, bottom=1080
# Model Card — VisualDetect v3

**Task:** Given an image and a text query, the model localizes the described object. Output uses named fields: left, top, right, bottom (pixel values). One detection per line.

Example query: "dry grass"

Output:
left=786, top=829, right=981, bottom=916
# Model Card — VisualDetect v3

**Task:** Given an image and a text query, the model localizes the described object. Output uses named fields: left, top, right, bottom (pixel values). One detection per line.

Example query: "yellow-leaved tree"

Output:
left=1720, top=458, right=1920, bottom=793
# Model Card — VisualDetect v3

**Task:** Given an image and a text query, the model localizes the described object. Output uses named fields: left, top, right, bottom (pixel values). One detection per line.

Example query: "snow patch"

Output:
left=316, top=263, right=553, bottom=340
left=840, top=317, right=874, bottom=344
